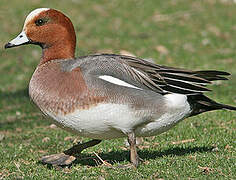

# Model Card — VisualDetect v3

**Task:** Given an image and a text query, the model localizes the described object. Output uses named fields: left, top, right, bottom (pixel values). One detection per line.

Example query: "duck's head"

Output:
left=5, top=8, right=76, bottom=62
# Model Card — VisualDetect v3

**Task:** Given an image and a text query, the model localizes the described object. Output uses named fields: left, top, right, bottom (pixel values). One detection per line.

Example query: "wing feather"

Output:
left=118, top=55, right=230, bottom=95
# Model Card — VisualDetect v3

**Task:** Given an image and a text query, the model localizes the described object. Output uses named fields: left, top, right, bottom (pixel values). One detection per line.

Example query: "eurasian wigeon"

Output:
left=5, top=8, right=236, bottom=167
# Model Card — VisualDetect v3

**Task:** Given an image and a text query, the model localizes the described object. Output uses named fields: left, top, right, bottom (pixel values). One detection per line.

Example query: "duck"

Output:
left=5, top=8, right=236, bottom=167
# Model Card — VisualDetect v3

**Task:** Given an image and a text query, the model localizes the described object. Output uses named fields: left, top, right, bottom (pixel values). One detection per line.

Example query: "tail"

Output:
left=187, top=94, right=236, bottom=117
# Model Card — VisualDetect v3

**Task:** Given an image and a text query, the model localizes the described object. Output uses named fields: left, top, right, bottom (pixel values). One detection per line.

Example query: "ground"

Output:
left=0, top=0, right=235, bottom=179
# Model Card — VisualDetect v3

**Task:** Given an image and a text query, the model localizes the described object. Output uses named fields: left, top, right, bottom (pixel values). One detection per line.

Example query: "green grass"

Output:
left=0, top=0, right=236, bottom=179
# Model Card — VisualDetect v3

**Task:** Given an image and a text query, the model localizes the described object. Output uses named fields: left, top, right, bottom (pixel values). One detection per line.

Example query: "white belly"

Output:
left=46, top=103, right=146, bottom=139
left=44, top=93, right=191, bottom=139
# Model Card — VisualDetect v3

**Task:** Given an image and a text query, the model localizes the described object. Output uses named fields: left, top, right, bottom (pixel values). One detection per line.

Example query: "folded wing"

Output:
left=119, top=55, right=230, bottom=95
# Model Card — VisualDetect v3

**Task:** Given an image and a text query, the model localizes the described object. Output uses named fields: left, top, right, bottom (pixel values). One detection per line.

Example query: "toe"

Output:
left=41, top=153, right=76, bottom=166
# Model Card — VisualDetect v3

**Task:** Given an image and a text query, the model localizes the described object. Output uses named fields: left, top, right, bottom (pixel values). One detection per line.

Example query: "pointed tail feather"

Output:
left=187, top=94, right=236, bottom=117
left=219, top=103, right=236, bottom=111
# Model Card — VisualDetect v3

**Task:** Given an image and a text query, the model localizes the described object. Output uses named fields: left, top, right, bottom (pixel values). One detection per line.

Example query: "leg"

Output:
left=41, top=139, right=101, bottom=166
left=64, top=139, right=101, bottom=155
left=128, top=132, right=139, bottom=167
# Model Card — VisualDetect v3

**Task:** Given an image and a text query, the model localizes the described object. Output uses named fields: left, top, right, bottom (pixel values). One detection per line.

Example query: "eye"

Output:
left=35, top=18, right=46, bottom=26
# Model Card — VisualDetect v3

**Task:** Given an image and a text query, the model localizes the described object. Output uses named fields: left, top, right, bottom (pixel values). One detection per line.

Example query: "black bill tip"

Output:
left=4, top=42, right=15, bottom=49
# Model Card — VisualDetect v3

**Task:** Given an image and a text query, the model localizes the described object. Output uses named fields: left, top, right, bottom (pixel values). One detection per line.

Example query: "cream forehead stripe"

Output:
left=23, top=8, right=50, bottom=28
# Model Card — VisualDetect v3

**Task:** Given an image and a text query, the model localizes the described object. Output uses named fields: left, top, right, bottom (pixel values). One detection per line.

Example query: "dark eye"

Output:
left=35, top=19, right=46, bottom=26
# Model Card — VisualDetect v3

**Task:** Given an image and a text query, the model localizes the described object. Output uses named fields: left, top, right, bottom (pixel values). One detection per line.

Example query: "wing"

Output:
left=70, top=54, right=231, bottom=95
left=118, top=54, right=230, bottom=95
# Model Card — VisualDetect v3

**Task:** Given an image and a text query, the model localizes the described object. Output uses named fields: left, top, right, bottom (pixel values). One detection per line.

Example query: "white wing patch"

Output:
left=98, top=75, right=142, bottom=90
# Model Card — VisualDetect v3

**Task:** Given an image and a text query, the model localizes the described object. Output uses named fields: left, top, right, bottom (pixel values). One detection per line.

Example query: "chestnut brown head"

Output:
left=5, top=8, right=76, bottom=60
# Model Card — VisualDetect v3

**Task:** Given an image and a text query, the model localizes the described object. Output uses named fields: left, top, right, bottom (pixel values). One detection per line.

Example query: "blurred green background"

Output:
left=0, top=0, right=235, bottom=179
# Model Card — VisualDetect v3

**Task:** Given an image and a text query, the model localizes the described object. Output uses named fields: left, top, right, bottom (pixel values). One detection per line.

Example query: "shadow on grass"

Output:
left=79, top=146, right=213, bottom=166
left=0, top=88, right=29, bottom=101
left=39, top=146, right=214, bottom=168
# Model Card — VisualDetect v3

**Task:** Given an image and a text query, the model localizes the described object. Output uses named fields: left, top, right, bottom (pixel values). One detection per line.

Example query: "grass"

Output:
left=0, top=0, right=235, bottom=179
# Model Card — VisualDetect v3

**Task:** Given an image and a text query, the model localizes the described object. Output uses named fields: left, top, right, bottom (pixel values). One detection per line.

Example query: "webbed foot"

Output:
left=41, top=153, right=76, bottom=166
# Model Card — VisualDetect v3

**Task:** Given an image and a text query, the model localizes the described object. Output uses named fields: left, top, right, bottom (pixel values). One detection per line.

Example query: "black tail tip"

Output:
left=222, top=104, right=236, bottom=111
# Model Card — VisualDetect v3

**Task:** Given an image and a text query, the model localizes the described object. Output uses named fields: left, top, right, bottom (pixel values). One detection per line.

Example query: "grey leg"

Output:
left=128, top=132, right=139, bottom=167
left=64, top=139, right=102, bottom=155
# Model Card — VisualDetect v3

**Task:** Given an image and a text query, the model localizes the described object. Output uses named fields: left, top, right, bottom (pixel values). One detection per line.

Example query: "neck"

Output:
left=40, top=40, right=75, bottom=64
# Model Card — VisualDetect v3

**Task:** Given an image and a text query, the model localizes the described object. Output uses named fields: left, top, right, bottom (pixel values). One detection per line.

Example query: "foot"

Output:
left=40, top=139, right=101, bottom=166
left=116, top=157, right=143, bottom=169
left=41, top=153, right=76, bottom=166
left=116, top=164, right=135, bottom=169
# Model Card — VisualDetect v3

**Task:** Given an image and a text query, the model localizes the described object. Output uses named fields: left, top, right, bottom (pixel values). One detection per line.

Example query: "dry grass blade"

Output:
left=172, top=139, right=195, bottom=145
left=93, top=152, right=113, bottom=168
